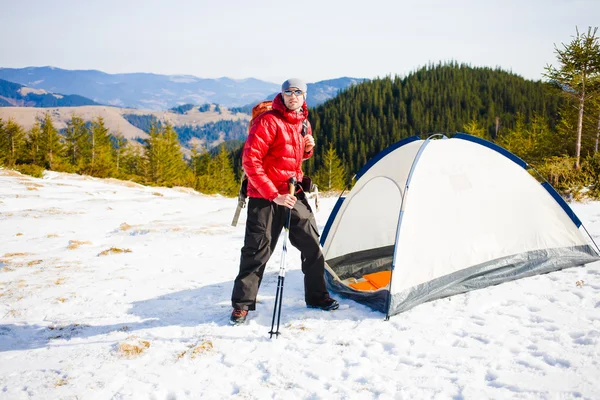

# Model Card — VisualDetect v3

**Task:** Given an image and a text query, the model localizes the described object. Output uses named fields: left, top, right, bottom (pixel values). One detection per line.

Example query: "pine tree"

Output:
left=0, top=118, right=26, bottom=166
left=120, top=145, right=145, bottom=178
left=112, top=134, right=129, bottom=175
left=38, top=112, right=64, bottom=170
left=212, top=145, right=237, bottom=196
left=24, top=124, right=43, bottom=166
left=314, top=144, right=347, bottom=191
left=193, top=151, right=217, bottom=194
left=544, top=26, right=600, bottom=169
left=86, top=117, right=114, bottom=177
left=143, top=123, right=188, bottom=186
left=463, top=120, right=489, bottom=140
left=64, top=114, right=88, bottom=171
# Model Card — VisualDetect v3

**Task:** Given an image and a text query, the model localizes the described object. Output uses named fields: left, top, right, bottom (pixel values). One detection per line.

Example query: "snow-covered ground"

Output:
left=0, top=169, right=599, bottom=399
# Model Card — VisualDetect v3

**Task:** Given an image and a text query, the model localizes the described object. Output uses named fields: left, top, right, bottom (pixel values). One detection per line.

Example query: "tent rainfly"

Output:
left=320, top=134, right=600, bottom=318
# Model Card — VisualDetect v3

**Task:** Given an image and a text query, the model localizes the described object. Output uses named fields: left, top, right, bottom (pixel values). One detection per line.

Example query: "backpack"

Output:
left=231, top=101, right=316, bottom=226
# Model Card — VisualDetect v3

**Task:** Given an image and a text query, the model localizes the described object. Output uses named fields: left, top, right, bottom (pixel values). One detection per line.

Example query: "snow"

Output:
left=1, top=169, right=599, bottom=399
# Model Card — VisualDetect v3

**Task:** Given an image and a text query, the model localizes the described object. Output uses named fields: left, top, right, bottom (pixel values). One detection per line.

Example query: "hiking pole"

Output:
left=269, top=177, right=297, bottom=339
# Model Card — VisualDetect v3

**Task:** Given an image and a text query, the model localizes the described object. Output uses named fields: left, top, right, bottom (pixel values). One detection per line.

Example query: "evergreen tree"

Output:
left=120, top=145, right=145, bottom=178
left=0, top=118, right=26, bottom=166
left=38, top=112, right=63, bottom=170
left=112, top=134, right=129, bottom=175
left=544, top=26, right=600, bottom=169
left=463, top=120, right=488, bottom=139
left=314, top=144, right=347, bottom=191
left=24, top=123, right=43, bottom=166
left=212, top=144, right=237, bottom=196
left=193, top=151, right=217, bottom=193
left=86, top=117, right=114, bottom=177
left=64, top=114, right=88, bottom=171
left=143, top=123, right=188, bottom=186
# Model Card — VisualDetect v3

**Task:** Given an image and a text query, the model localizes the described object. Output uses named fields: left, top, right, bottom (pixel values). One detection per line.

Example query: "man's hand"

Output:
left=304, top=135, right=315, bottom=152
left=273, top=194, right=296, bottom=209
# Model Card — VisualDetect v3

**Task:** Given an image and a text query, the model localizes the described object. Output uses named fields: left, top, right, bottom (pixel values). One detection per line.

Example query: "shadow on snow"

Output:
left=0, top=270, right=380, bottom=352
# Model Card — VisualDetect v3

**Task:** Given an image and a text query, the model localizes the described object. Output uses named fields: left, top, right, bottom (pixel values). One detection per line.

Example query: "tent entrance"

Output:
left=345, top=271, right=391, bottom=291
left=327, top=245, right=394, bottom=292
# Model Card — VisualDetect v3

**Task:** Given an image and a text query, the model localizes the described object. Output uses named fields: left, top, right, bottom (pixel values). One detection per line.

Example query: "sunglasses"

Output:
left=283, top=89, right=304, bottom=96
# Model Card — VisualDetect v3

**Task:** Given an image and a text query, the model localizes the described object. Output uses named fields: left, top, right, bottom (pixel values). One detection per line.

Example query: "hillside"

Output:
left=0, top=78, right=98, bottom=107
left=304, top=63, right=564, bottom=176
left=0, top=104, right=250, bottom=146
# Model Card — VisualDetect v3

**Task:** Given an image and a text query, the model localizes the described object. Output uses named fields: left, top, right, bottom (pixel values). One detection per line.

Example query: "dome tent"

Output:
left=320, top=134, right=600, bottom=318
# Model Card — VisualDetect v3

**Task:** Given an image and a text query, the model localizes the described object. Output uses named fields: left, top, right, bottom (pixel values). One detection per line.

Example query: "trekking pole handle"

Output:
left=288, top=177, right=297, bottom=195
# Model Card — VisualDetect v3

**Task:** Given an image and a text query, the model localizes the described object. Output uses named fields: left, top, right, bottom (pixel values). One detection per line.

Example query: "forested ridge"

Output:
left=304, top=62, right=563, bottom=175
left=2, top=27, right=600, bottom=198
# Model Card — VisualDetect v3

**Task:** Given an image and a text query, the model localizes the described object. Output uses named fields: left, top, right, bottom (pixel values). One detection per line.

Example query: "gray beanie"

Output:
left=281, top=78, right=307, bottom=93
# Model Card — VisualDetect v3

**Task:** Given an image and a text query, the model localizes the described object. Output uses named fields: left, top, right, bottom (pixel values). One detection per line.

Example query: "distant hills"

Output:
left=0, top=67, right=364, bottom=110
left=0, top=78, right=98, bottom=107
left=0, top=104, right=250, bottom=151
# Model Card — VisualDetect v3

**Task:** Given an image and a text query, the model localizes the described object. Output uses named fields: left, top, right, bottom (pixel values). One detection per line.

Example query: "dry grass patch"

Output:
left=105, top=178, right=143, bottom=188
left=55, top=378, right=69, bottom=387
left=173, top=187, right=198, bottom=194
left=27, top=260, right=43, bottom=267
left=54, top=278, right=66, bottom=285
left=178, top=340, right=214, bottom=359
left=57, top=297, right=67, bottom=303
left=3, top=252, right=32, bottom=258
left=15, top=233, right=23, bottom=236
left=0, top=169, right=23, bottom=177
left=24, top=182, right=43, bottom=188
left=68, top=240, right=92, bottom=250
left=118, top=337, right=151, bottom=358
left=287, top=323, right=310, bottom=331
left=98, top=247, right=132, bottom=256
left=46, top=233, right=59, bottom=238
left=152, top=191, right=164, bottom=197
left=119, top=222, right=132, bottom=231
left=26, top=186, right=38, bottom=191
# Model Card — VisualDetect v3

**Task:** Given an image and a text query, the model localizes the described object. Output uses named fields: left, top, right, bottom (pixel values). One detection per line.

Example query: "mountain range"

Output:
left=0, top=78, right=99, bottom=107
left=0, top=67, right=364, bottom=110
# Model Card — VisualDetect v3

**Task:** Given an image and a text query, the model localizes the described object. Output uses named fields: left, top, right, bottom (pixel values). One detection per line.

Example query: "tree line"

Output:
left=303, top=27, right=600, bottom=198
left=0, top=113, right=240, bottom=196
left=2, top=27, right=598, bottom=198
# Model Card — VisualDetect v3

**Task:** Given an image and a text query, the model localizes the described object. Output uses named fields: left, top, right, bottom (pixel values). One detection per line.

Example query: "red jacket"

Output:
left=243, top=93, right=313, bottom=201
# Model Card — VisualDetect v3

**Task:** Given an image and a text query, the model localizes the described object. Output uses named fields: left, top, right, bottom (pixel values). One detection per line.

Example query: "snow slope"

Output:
left=0, top=169, right=599, bottom=399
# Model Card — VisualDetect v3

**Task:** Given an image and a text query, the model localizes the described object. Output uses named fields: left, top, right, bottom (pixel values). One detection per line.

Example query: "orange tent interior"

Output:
left=347, top=271, right=392, bottom=291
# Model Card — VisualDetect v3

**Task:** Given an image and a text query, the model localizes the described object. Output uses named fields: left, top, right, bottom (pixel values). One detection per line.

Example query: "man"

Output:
left=230, top=78, right=339, bottom=325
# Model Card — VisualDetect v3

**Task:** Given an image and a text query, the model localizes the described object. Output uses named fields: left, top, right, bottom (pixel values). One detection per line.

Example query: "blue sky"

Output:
left=1, top=0, right=598, bottom=84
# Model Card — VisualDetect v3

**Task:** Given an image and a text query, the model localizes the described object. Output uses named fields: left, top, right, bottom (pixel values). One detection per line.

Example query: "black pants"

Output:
left=231, top=195, right=328, bottom=310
